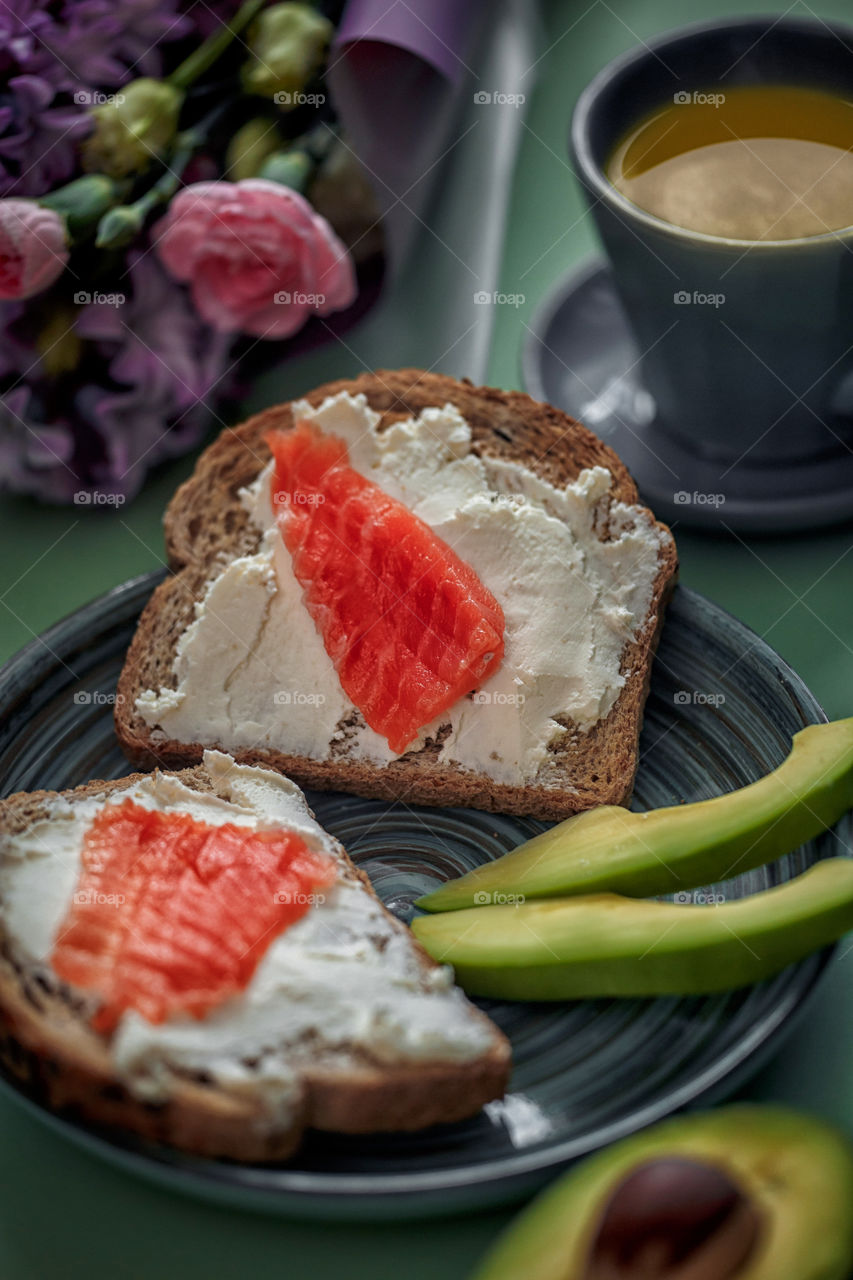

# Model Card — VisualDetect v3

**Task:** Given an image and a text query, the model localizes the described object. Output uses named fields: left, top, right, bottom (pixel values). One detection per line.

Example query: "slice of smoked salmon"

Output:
left=51, top=800, right=337, bottom=1033
left=267, top=422, right=505, bottom=754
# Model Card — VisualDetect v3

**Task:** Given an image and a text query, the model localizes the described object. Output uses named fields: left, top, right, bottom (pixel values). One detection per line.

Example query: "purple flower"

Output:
left=0, top=302, right=37, bottom=378
left=0, top=385, right=77, bottom=502
left=0, top=0, right=191, bottom=197
left=0, top=77, right=92, bottom=197
left=42, top=14, right=128, bottom=91
left=181, top=1, right=245, bottom=40
left=0, top=3, right=62, bottom=90
left=0, top=248, right=232, bottom=502
left=74, top=249, right=231, bottom=495
left=62, top=1, right=194, bottom=81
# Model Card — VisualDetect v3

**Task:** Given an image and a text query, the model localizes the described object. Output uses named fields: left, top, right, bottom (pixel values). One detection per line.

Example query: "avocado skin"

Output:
left=471, top=1105, right=853, bottom=1280
left=411, top=858, right=853, bottom=999
left=417, top=718, right=853, bottom=912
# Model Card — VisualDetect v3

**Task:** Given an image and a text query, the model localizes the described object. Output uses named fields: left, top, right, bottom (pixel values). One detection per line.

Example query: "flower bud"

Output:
left=95, top=204, right=146, bottom=249
left=242, top=3, right=332, bottom=102
left=308, top=141, right=383, bottom=260
left=257, top=150, right=312, bottom=192
left=226, top=118, right=281, bottom=181
left=40, top=175, right=117, bottom=237
left=83, top=79, right=183, bottom=179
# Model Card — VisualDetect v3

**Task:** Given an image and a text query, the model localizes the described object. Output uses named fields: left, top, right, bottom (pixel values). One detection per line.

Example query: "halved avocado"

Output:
left=411, top=857, right=853, bottom=999
left=418, top=718, right=853, bottom=912
left=472, top=1106, right=853, bottom=1280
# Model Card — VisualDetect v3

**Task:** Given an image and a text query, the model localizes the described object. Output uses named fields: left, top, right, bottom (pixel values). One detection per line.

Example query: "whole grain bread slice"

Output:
left=0, top=762, right=510, bottom=1163
left=115, top=369, right=678, bottom=820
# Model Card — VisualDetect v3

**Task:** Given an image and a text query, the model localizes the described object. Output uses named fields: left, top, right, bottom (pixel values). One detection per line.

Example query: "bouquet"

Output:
left=0, top=0, right=381, bottom=504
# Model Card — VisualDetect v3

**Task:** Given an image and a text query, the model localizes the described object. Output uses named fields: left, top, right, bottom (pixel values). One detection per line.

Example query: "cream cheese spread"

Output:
left=0, top=753, right=495, bottom=1111
left=136, top=392, right=666, bottom=786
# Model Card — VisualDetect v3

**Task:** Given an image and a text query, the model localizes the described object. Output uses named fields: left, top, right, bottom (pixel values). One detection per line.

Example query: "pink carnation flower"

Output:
left=0, top=199, right=68, bottom=300
left=154, top=179, right=357, bottom=338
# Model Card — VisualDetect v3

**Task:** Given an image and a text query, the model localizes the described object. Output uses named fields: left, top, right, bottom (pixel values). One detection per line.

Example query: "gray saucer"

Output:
left=523, top=259, right=853, bottom=534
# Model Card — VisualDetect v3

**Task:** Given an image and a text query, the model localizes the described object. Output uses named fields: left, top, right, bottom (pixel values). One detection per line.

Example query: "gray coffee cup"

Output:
left=571, top=16, right=853, bottom=466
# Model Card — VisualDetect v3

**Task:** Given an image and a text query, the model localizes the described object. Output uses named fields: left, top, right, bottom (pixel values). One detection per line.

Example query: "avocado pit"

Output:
left=582, top=1157, right=763, bottom=1279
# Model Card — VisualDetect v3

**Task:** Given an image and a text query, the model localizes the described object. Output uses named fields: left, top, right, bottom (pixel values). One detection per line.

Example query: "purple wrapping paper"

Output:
left=334, top=0, right=484, bottom=81
left=317, top=0, right=540, bottom=384
left=328, top=0, right=489, bottom=265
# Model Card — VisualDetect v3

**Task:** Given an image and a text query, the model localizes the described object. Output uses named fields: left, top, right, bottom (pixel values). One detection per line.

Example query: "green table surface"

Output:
left=2, top=2, right=853, bottom=1276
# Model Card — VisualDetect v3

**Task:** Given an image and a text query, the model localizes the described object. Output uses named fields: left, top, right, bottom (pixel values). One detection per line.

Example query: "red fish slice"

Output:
left=52, top=800, right=337, bottom=1032
left=267, top=422, right=505, bottom=754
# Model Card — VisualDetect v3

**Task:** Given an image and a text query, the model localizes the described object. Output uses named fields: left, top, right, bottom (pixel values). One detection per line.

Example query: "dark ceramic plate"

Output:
left=0, top=572, right=844, bottom=1219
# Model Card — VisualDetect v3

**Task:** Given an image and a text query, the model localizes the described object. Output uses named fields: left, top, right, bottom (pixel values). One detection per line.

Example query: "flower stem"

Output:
left=94, top=129, right=198, bottom=247
left=138, top=130, right=198, bottom=210
left=93, top=92, right=234, bottom=249
left=169, top=0, right=268, bottom=91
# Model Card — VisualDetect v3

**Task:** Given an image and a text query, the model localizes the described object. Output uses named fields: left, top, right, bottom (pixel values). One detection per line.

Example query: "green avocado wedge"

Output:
left=417, top=718, right=853, bottom=912
left=470, top=1105, right=853, bottom=1280
left=411, top=857, right=853, bottom=1000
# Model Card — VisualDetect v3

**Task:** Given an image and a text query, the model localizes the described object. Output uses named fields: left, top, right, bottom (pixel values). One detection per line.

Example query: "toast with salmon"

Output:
left=115, top=370, right=678, bottom=820
left=0, top=753, right=510, bottom=1162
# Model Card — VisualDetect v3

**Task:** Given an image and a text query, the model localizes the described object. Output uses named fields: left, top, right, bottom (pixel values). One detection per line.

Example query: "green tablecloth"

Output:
left=2, top=2, right=852, bottom=1276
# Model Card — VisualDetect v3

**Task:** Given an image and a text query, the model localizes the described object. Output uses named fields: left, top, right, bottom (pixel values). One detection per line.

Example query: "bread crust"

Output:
left=114, top=369, right=678, bottom=819
left=0, top=767, right=510, bottom=1162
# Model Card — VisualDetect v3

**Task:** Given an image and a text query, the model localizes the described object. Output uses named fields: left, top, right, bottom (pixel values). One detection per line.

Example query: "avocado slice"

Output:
left=471, top=1105, right=853, bottom=1280
left=418, top=718, right=853, bottom=912
left=411, top=857, right=853, bottom=999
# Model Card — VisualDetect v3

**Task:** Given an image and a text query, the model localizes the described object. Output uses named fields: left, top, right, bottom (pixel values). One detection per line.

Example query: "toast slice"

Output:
left=0, top=753, right=510, bottom=1162
left=115, top=369, right=678, bottom=820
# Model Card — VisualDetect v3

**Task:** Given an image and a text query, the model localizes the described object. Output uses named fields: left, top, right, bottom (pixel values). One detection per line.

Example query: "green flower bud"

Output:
left=95, top=204, right=146, bottom=249
left=257, top=149, right=312, bottom=192
left=308, top=140, right=383, bottom=261
left=83, top=79, right=183, bottom=179
left=242, top=3, right=333, bottom=103
left=40, top=174, right=118, bottom=237
left=226, top=118, right=281, bottom=181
